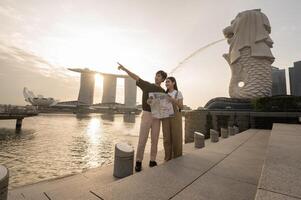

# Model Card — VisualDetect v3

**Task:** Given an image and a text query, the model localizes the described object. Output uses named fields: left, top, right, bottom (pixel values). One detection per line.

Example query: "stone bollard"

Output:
left=221, top=128, right=229, bottom=138
left=194, top=132, right=205, bottom=148
left=0, top=165, right=9, bottom=200
left=210, top=129, right=219, bottom=143
left=228, top=126, right=236, bottom=136
left=233, top=126, right=239, bottom=134
left=113, top=143, right=134, bottom=178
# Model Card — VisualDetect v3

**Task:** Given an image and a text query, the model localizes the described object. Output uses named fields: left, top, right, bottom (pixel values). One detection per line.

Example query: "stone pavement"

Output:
left=255, top=123, right=301, bottom=200
left=91, top=129, right=270, bottom=200
left=8, top=140, right=213, bottom=200
left=9, top=124, right=300, bottom=200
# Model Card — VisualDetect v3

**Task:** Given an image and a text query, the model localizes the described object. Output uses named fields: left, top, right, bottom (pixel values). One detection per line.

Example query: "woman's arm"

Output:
left=173, top=98, right=183, bottom=110
left=117, top=62, right=140, bottom=81
left=168, top=96, right=184, bottom=110
left=177, top=99, right=184, bottom=110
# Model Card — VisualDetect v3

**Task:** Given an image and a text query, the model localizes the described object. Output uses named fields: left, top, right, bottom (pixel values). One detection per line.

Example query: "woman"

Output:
left=162, top=77, right=184, bottom=161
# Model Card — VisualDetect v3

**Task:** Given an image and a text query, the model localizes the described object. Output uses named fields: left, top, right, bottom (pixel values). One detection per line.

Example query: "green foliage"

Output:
left=251, top=96, right=301, bottom=112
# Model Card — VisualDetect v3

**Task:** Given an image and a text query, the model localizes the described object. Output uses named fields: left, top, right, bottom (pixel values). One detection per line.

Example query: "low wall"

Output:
left=185, top=110, right=301, bottom=143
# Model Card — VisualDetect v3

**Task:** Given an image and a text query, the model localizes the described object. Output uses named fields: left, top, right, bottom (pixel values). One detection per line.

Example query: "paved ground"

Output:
left=9, top=128, right=273, bottom=200
left=91, top=129, right=271, bottom=200
left=255, top=123, right=301, bottom=200
left=8, top=140, right=214, bottom=200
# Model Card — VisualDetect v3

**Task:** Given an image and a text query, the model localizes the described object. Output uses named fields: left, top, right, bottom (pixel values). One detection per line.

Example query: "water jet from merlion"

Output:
left=169, top=38, right=226, bottom=75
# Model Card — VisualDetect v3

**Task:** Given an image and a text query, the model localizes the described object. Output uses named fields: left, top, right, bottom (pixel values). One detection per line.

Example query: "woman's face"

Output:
left=165, top=79, right=174, bottom=90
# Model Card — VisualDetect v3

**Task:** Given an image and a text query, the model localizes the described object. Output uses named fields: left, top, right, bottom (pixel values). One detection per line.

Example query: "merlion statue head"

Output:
left=223, top=9, right=274, bottom=64
left=223, top=9, right=275, bottom=99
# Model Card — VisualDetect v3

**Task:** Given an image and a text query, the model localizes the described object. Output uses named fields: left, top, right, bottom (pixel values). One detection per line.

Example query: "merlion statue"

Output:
left=223, top=9, right=275, bottom=99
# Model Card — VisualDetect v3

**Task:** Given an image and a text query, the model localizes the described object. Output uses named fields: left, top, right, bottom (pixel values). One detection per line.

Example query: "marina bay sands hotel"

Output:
left=68, top=68, right=137, bottom=108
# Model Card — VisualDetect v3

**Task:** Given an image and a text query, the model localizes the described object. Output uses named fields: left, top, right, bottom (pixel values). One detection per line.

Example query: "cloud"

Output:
left=0, top=42, right=72, bottom=79
left=0, top=3, right=22, bottom=21
left=0, top=42, right=79, bottom=105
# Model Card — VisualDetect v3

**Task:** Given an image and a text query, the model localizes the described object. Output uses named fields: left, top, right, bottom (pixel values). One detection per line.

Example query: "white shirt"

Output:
left=168, top=90, right=183, bottom=100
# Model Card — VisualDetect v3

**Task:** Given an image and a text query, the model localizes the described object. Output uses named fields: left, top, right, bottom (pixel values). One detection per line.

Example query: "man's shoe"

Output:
left=135, top=161, right=142, bottom=172
left=149, top=161, right=157, bottom=167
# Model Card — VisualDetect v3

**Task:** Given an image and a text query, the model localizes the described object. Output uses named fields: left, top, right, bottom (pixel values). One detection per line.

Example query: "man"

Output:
left=117, top=62, right=167, bottom=172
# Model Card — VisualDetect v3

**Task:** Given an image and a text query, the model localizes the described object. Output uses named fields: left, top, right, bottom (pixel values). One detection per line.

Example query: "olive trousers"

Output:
left=162, top=112, right=183, bottom=161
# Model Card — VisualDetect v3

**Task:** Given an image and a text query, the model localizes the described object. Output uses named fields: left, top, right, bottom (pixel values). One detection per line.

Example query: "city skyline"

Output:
left=0, top=0, right=301, bottom=108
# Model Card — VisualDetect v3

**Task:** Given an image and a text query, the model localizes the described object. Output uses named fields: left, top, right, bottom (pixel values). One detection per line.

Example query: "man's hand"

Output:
left=147, top=98, right=153, bottom=105
left=117, top=62, right=140, bottom=81
left=117, top=62, right=125, bottom=71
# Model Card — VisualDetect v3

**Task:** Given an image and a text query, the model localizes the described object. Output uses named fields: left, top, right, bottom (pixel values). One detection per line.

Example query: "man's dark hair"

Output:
left=156, top=70, right=167, bottom=81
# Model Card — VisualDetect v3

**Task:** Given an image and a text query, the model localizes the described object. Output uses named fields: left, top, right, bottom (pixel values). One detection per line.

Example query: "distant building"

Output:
left=271, top=67, right=287, bottom=96
left=23, top=87, right=58, bottom=106
left=289, top=61, right=301, bottom=96
left=68, top=68, right=137, bottom=108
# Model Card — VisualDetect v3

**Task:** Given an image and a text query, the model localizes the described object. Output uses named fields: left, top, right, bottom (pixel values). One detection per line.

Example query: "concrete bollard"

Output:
left=233, top=126, right=239, bottom=134
left=228, top=126, right=236, bottom=136
left=0, top=165, right=9, bottom=200
left=113, top=143, right=134, bottom=178
left=210, top=129, right=219, bottom=143
left=221, top=128, right=229, bottom=138
left=194, top=132, right=205, bottom=148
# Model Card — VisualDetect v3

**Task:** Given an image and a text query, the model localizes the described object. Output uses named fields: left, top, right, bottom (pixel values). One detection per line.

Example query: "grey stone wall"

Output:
left=185, top=110, right=301, bottom=143
left=185, top=110, right=209, bottom=143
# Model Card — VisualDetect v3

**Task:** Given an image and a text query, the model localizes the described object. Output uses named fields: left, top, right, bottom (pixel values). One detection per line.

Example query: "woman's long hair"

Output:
left=166, top=76, right=178, bottom=93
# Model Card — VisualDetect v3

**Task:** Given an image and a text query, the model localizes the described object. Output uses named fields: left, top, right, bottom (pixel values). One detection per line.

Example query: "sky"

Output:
left=0, top=0, right=300, bottom=108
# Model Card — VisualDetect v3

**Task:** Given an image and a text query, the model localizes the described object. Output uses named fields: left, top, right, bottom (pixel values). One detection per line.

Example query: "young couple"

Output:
left=117, top=63, right=183, bottom=172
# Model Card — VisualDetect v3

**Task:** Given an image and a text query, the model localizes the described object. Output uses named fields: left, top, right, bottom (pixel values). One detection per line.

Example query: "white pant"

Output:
left=136, top=111, right=160, bottom=162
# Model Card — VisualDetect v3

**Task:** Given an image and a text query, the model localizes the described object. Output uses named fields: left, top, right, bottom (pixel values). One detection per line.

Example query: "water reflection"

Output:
left=0, top=128, right=35, bottom=141
left=86, top=118, right=101, bottom=142
left=86, top=118, right=102, bottom=167
left=0, top=113, right=164, bottom=188
left=100, top=114, right=115, bottom=121
left=75, top=113, right=93, bottom=120
left=123, top=114, right=136, bottom=123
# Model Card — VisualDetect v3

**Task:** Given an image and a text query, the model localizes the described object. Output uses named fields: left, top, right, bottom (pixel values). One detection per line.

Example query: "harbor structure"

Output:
left=68, top=68, right=137, bottom=107
left=0, top=105, right=38, bottom=131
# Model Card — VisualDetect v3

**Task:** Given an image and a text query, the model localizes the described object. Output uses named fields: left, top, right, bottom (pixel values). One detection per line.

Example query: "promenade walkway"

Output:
left=8, top=124, right=300, bottom=200
left=255, top=124, right=301, bottom=200
left=91, top=129, right=270, bottom=200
